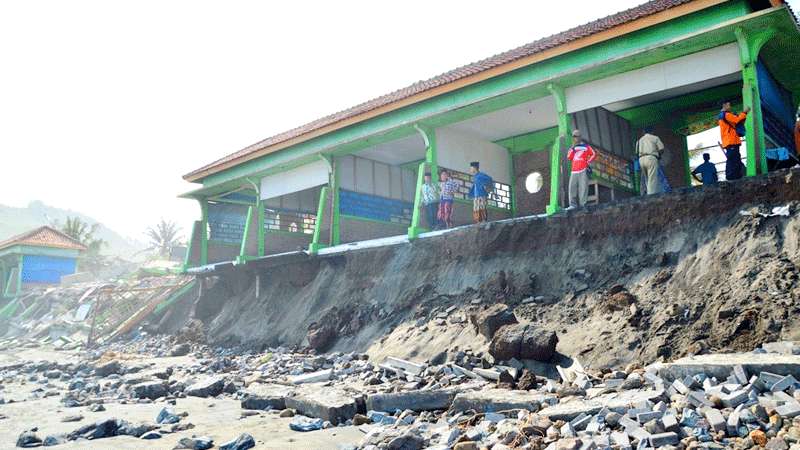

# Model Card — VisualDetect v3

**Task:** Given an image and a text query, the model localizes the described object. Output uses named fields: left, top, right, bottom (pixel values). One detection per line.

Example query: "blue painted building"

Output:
left=0, top=226, right=87, bottom=299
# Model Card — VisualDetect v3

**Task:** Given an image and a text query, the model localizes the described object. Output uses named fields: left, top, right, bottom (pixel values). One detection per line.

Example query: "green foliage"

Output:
left=57, top=216, right=106, bottom=256
left=145, top=219, right=182, bottom=258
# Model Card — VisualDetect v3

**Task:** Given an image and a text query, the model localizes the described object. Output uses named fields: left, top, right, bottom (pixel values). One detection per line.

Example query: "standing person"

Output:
left=468, top=161, right=493, bottom=224
left=718, top=101, right=750, bottom=180
left=636, top=127, right=665, bottom=195
left=420, top=172, right=440, bottom=230
left=437, top=170, right=459, bottom=229
left=567, top=130, right=597, bottom=208
left=691, top=153, right=719, bottom=186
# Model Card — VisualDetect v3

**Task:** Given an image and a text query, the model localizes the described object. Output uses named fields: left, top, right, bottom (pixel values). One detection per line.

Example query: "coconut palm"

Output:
left=145, top=219, right=182, bottom=257
left=59, top=216, right=105, bottom=255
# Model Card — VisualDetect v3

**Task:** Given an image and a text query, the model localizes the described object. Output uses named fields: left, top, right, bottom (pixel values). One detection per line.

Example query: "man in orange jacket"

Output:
left=719, top=101, right=750, bottom=180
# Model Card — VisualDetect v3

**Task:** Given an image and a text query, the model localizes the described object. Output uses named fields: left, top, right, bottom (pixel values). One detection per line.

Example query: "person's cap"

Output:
left=470, top=161, right=480, bottom=169
left=643, top=126, right=654, bottom=134
left=572, top=129, right=582, bottom=137
left=424, top=172, right=431, bottom=176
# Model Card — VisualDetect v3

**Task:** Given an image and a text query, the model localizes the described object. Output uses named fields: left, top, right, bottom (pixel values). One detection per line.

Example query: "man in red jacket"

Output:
left=567, top=129, right=597, bottom=208
left=795, top=106, right=800, bottom=155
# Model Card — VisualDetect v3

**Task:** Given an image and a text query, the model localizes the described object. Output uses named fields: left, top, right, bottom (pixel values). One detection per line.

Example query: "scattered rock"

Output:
left=468, top=304, right=518, bottom=339
left=489, top=324, right=558, bottom=361
left=219, top=433, right=255, bottom=450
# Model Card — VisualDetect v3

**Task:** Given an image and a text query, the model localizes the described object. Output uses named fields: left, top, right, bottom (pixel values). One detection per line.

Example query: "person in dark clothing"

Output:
left=692, top=153, right=719, bottom=185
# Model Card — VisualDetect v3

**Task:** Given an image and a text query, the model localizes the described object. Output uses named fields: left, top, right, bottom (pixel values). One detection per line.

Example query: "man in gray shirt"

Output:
left=637, top=127, right=666, bottom=195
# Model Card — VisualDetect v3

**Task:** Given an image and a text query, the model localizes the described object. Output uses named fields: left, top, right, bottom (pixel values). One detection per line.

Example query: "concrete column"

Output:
left=735, top=27, right=776, bottom=176
left=547, top=84, right=569, bottom=215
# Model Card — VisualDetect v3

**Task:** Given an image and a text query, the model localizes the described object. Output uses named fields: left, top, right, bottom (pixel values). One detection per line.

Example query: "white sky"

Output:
left=1, top=1, right=797, bottom=241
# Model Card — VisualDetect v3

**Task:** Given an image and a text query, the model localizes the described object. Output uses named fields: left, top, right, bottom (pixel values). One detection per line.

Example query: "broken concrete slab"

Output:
left=284, top=386, right=359, bottom=425
left=240, top=383, right=289, bottom=411
left=384, top=357, right=425, bottom=376
left=367, top=389, right=457, bottom=413
left=539, top=389, right=665, bottom=421
left=450, top=389, right=552, bottom=413
left=290, top=369, right=332, bottom=385
left=653, top=353, right=800, bottom=382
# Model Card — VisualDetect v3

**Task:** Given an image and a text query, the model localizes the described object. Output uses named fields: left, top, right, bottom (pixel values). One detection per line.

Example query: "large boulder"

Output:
left=489, top=324, right=558, bottom=362
left=186, top=377, right=225, bottom=398
left=306, top=321, right=336, bottom=352
left=469, top=304, right=518, bottom=339
left=94, top=360, right=122, bottom=377
left=131, top=381, right=168, bottom=400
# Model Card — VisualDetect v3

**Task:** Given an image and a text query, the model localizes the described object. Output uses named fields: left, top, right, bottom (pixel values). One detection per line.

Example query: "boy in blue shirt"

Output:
left=468, top=161, right=494, bottom=224
left=692, top=153, right=719, bottom=185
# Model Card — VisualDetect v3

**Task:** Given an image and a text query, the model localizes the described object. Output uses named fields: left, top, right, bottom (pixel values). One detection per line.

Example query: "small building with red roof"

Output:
left=0, top=226, right=87, bottom=298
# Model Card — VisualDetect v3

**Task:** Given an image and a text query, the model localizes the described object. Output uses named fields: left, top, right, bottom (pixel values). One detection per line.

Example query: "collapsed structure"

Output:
left=179, top=0, right=800, bottom=270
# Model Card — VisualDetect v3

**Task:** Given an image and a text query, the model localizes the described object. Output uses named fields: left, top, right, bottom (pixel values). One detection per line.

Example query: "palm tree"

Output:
left=145, top=219, right=182, bottom=257
left=59, top=216, right=105, bottom=255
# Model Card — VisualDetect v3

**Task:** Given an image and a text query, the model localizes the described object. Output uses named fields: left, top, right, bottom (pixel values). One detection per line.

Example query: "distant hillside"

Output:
left=0, top=201, right=146, bottom=259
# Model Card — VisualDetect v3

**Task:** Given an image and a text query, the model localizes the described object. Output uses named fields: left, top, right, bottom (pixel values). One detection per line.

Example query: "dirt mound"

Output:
left=191, top=170, right=800, bottom=369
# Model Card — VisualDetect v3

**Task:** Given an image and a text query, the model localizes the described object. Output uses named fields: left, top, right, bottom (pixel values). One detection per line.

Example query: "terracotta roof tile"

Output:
left=185, top=0, right=699, bottom=180
left=0, top=226, right=88, bottom=252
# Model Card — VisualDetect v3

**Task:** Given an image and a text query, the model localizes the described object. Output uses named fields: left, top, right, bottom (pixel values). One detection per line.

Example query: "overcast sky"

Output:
left=1, top=1, right=797, bottom=241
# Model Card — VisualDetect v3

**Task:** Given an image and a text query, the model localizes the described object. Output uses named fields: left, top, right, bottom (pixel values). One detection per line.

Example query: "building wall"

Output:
left=207, top=242, right=239, bottom=264
left=437, top=128, right=512, bottom=184
left=265, top=232, right=312, bottom=255
left=21, top=255, right=77, bottom=284
left=340, top=217, right=406, bottom=244
left=513, top=150, right=552, bottom=216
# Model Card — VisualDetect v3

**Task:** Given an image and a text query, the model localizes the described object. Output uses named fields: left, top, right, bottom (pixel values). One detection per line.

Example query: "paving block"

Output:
left=770, top=374, right=798, bottom=393
left=649, top=432, right=679, bottom=447
left=726, top=409, right=740, bottom=436
left=611, top=431, right=630, bottom=448
left=687, top=391, right=713, bottom=408
left=661, top=414, right=679, bottom=432
left=703, top=408, right=726, bottom=432
left=539, top=389, right=665, bottom=422
left=722, top=390, right=749, bottom=408
left=775, top=401, right=800, bottom=418
left=561, top=422, right=576, bottom=438
left=240, top=383, right=289, bottom=410
left=637, top=410, right=663, bottom=424
left=672, top=380, right=689, bottom=395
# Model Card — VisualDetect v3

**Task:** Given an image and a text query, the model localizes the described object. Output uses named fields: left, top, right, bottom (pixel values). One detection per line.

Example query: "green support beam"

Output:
left=257, top=199, right=265, bottom=257
left=309, top=186, right=330, bottom=254
left=508, top=149, right=517, bottom=217
left=408, top=162, right=428, bottom=240
left=547, top=83, right=569, bottom=215
left=236, top=205, right=254, bottom=264
left=330, top=160, right=341, bottom=246
left=199, top=199, right=208, bottom=265
left=735, top=26, right=776, bottom=176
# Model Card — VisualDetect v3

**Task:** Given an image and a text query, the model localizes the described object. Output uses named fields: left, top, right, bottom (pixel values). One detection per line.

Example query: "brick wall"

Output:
left=652, top=125, right=690, bottom=190
left=340, top=217, right=407, bottom=244
left=207, top=242, right=239, bottom=264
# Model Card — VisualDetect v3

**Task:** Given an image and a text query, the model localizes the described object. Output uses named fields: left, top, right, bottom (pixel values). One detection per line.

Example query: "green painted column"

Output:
left=309, top=186, right=330, bottom=254
left=237, top=205, right=254, bottom=264
left=508, top=149, right=517, bottom=217
left=199, top=199, right=209, bottom=265
left=330, top=160, right=341, bottom=246
left=408, top=162, right=427, bottom=240
left=257, top=199, right=265, bottom=257
left=182, top=220, right=198, bottom=272
left=547, top=83, right=569, bottom=215
left=408, top=125, right=438, bottom=239
left=735, top=27, right=775, bottom=176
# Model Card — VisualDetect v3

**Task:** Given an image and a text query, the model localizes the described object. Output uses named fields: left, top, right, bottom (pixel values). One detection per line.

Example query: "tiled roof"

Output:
left=184, top=0, right=706, bottom=181
left=0, top=226, right=88, bottom=252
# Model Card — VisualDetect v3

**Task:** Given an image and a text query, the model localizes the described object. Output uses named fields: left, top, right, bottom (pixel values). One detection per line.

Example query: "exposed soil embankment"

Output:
left=185, top=170, right=800, bottom=370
